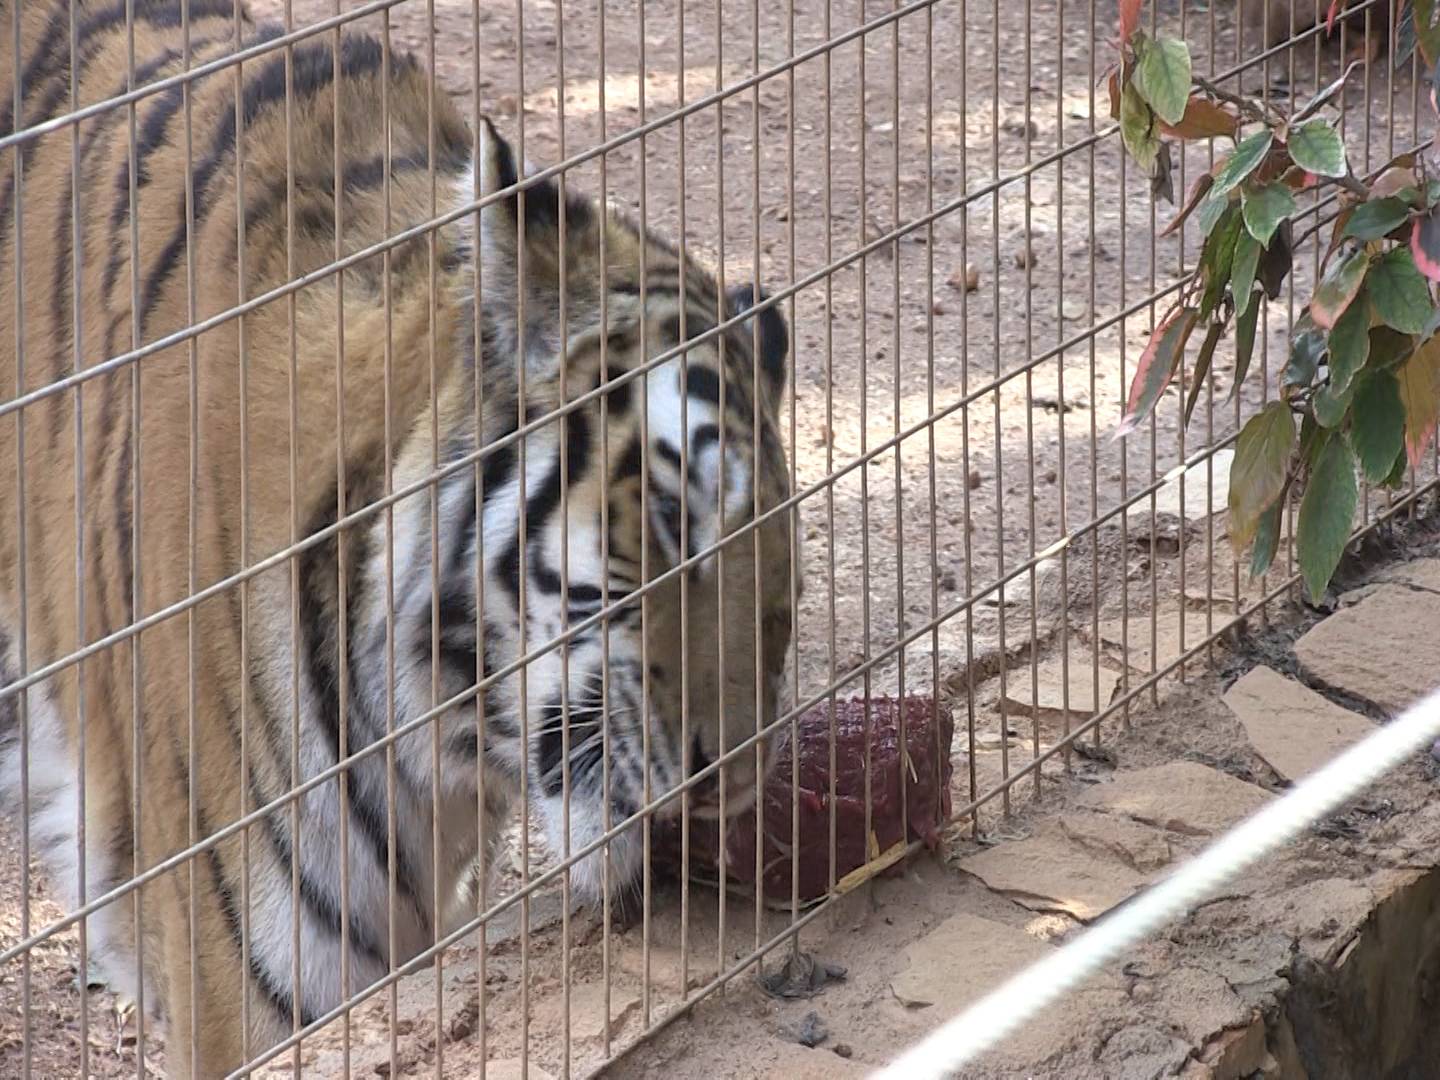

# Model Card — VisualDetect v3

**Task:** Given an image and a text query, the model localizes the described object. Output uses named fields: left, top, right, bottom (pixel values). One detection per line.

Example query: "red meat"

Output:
left=652, top=696, right=955, bottom=904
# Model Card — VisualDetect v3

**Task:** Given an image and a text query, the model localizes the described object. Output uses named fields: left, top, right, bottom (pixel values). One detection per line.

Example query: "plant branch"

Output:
left=1192, top=74, right=1285, bottom=125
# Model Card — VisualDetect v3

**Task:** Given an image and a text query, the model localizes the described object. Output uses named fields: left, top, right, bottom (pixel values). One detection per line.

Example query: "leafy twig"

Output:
left=1191, top=74, right=1286, bottom=125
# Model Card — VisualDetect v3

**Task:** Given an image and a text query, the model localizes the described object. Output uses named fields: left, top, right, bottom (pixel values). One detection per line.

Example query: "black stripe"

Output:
left=230, top=146, right=461, bottom=262
left=296, top=482, right=430, bottom=940
left=684, top=365, right=721, bottom=407
left=100, top=26, right=280, bottom=334
left=199, top=804, right=314, bottom=1029
left=250, top=769, right=392, bottom=974
left=612, top=436, right=643, bottom=484
left=444, top=436, right=516, bottom=580
left=692, top=422, right=720, bottom=454
left=49, top=158, right=75, bottom=446
left=647, top=484, right=692, bottom=562
left=537, top=690, right=605, bottom=798
left=496, top=411, right=591, bottom=604
left=0, top=626, right=15, bottom=750
left=0, top=0, right=240, bottom=252
left=136, top=32, right=386, bottom=339
left=113, top=417, right=135, bottom=623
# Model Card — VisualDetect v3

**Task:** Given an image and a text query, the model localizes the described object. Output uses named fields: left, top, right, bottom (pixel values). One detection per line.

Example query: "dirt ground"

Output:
left=0, top=0, right=1432, bottom=1074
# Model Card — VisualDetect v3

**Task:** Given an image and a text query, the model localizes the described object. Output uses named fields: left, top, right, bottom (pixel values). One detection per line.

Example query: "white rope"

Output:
left=873, top=685, right=1440, bottom=1079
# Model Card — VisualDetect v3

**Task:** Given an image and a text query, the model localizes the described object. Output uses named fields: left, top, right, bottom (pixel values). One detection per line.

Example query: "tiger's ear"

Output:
left=726, top=284, right=789, bottom=404
left=474, top=118, right=599, bottom=373
left=476, top=117, right=567, bottom=270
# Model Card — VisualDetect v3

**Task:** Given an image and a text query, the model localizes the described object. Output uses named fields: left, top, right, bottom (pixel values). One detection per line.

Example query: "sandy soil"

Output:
left=0, top=0, right=1429, bottom=1074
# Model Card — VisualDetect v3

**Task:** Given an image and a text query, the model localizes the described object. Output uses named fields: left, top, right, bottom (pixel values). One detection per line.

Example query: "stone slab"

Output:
left=537, top=980, right=641, bottom=1043
left=1222, top=665, right=1375, bottom=782
left=1294, top=583, right=1440, bottom=716
left=1093, top=610, right=1238, bottom=676
left=1134, top=448, right=1234, bottom=523
left=486, top=1062, right=559, bottom=1080
left=959, top=832, right=1149, bottom=921
left=1059, top=809, right=1175, bottom=872
left=891, top=913, right=1055, bottom=1009
left=1077, top=761, right=1273, bottom=837
left=999, top=652, right=1121, bottom=718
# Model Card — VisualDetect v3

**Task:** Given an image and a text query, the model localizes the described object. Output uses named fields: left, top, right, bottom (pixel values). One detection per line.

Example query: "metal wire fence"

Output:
left=0, top=0, right=1431, bottom=1076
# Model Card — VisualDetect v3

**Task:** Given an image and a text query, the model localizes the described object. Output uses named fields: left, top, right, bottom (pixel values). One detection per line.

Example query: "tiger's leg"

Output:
left=152, top=851, right=253, bottom=1079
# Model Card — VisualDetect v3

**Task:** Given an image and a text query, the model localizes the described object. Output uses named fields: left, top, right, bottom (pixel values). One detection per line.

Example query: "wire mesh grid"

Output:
left=0, top=0, right=1431, bottom=1076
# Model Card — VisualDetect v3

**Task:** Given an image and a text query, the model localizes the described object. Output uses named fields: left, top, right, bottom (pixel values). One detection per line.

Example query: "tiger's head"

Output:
left=406, top=122, right=800, bottom=902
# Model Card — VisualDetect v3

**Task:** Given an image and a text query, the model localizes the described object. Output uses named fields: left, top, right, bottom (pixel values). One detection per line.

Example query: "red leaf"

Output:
left=1117, top=307, right=1199, bottom=435
left=1412, top=208, right=1440, bottom=282
left=1107, top=68, right=1123, bottom=120
left=1157, top=96, right=1241, bottom=139
left=1399, top=337, right=1440, bottom=469
left=1324, top=207, right=1355, bottom=265
left=1161, top=171, right=1214, bottom=237
left=1310, top=249, right=1369, bottom=331
left=1119, top=0, right=1143, bottom=42
left=1371, top=165, right=1418, bottom=199
left=1325, top=0, right=1343, bottom=34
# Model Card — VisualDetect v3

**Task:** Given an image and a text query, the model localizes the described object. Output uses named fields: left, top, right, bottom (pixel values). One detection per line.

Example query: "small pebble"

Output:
left=947, top=264, right=981, bottom=292
left=834, top=1044, right=854, bottom=1059
left=968, top=469, right=983, bottom=490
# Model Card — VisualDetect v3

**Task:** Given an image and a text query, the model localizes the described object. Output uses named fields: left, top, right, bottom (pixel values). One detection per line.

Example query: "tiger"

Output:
left=1240, top=0, right=1392, bottom=60
left=0, top=1, right=799, bottom=1074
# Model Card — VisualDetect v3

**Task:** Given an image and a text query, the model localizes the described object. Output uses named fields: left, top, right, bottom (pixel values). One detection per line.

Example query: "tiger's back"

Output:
left=0, top=1, right=799, bottom=1073
left=0, top=2, right=488, bottom=1065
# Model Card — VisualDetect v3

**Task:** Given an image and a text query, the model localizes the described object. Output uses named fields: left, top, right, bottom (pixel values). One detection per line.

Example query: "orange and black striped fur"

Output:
left=0, top=2, right=797, bottom=1073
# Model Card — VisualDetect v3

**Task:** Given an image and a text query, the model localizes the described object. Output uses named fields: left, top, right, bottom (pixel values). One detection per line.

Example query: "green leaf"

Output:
left=1309, top=249, right=1369, bottom=330
left=1212, top=131, right=1274, bottom=197
left=1313, top=379, right=1355, bottom=428
left=1200, top=210, right=1244, bottom=319
left=1369, top=326, right=1416, bottom=370
left=1231, top=230, right=1262, bottom=318
left=1241, top=183, right=1296, bottom=247
left=1184, top=321, right=1224, bottom=427
left=1326, top=294, right=1370, bottom=395
left=1197, top=188, right=1231, bottom=237
left=1380, top=445, right=1409, bottom=489
left=1259, top=220, right=1293, bottom=299
left=1133, top=37, right=1193, bottom=126
left=1230, top=293, right=1261, bottom=397
left=1296, top=434, right=1357, bottom=603
left=1118, top=307, right=1199, bottom=435
left=1284, top=325, right=1326, bottom=392
left=1229, top=401, right=1296, bottom=552
left=1343, top=197, right=1412, bottom=241
left=1298, top=411, right=1325, bottom=469
left=1249, top=497, right=1284, bottom=579
left=1348, top=369, right=1406, bottom=483
left=1368, top=248, right=1435, bottom=335
left=1398, top=335, right=1440, bottom=467
left=1287, top=118, right=1348, bottom=179
left=1120, top=81, right=1159, bottom=172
